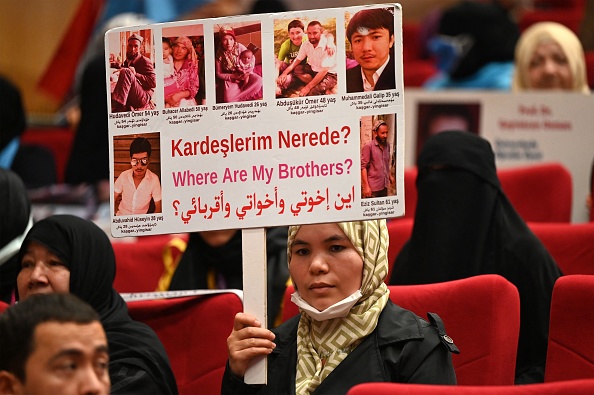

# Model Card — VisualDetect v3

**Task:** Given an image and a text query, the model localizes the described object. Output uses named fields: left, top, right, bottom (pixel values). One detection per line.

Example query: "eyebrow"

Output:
left=291, top=234, right=349, bottom=248
left=49, top=345, right=109, bottom=362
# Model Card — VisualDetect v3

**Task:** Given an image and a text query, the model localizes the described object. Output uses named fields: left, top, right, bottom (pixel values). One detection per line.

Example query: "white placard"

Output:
left=106, top=3, right=406, bottom=237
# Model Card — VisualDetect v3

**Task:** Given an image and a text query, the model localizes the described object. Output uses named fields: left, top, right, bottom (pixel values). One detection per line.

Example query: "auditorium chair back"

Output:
left=282, top=275, right=520, bottom=385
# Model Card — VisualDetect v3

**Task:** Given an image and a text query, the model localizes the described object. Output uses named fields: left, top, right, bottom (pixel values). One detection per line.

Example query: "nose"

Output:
left=543, top=59, right=558, bottom=74
left=361, top=36, right=372, bottom=51
left=308, top=253, right=329, bottom=274
left=79, top=367, right=108, bottom=395
left=29, top=263, right=49, bottom=285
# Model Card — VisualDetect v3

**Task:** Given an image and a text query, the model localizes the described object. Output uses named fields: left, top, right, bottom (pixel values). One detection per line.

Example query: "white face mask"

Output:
left=291, top=289, right=363, bottom=321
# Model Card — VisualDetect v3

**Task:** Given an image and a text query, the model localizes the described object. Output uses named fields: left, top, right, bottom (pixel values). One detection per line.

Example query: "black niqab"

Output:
left=390, top=131, right=562, bottom=384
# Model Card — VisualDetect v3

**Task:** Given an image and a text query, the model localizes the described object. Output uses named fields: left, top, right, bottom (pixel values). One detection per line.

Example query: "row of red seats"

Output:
left=2, top=274, right=591, bottom=394
left=121, top=274, right=594, bottom=395
left=401, top=162, right=574, bottom=223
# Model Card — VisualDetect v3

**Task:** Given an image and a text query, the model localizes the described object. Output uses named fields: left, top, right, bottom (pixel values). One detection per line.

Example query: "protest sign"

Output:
left=106, top=3, right=405, bottom=237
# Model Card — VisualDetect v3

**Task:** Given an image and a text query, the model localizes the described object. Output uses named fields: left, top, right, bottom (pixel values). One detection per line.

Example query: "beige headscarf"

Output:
left=512, top=22, right=590, bottom=93
left=173, top=36, right=197, bottom=65
left=287, top=220, right=390, bottom=395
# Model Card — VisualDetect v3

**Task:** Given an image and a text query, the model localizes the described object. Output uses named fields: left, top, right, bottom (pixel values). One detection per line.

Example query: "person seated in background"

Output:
left=0, top=293, right=110, bottom=395
left=0, top=169, right=32, bottom=304
left=512, top=21, right=591, bottom=93
left=0, top=75, right=56, bottom=188
left=111, top=33, right=156, bottom=112
left=389, top=131, right=563, bottom=384
left=423, top=0, right=520, bottom=90
left=16, top=215, right=178, bottom=394
left=346, top=7, right=396, bottom=93
left=222, top=220, right=457, bottom=394
left=166, top=227, right=289, bottom=328
left=114, top=137, right=162, bottom=216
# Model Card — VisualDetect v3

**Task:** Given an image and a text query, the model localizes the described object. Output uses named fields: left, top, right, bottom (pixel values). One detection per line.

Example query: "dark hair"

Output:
left=287, top=19, right=304, bottom=32
left=0, top=293, right=100, bottom=381
left=130, top=137, right=152, bottom=157
left=162, top=37, right=172, bottom=46
left=347, top=8, right=394, bottom=43
left=307, top=20, right=323, bottom=30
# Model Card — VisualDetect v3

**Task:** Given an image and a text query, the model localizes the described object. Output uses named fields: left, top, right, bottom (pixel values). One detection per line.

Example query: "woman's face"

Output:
left=172, top=42, right=188, bottom=60
left=162, top=42, right=172, bottom=59
left=527, top=40, right=573, bottom=90
left=18, top=241, right=70, bottom=300
left=221, top=34, right=235, bottom=51
left=289, top=223, right=363, bottom=311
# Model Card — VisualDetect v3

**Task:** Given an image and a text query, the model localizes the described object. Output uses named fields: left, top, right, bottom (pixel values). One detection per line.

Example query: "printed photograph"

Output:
left=214, top=21, right=263, bottom=103
left=274, top=16, right=338, bottom=98
left=108, top=29, right=156, bottom=113
left=360, top=113, right=396, bottom=199
left=162, top=24, right=205, bottom=107
left=113, top=132, right=162, bottom=216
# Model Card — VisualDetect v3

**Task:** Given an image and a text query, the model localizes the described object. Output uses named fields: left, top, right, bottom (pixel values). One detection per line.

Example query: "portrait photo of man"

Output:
left=110, top=31, right=156, bottom=113
left=361, top=116, right=396, bottom=199
left=346, top=7, right=396, bottom=93
left=113, top=134, right=162, bottom=216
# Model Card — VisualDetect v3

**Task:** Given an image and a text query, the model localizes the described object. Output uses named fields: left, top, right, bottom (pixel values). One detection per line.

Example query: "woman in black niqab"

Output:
left=389, top=131, right=562, bottom=384
left=17, top=215, right=178, bottom=394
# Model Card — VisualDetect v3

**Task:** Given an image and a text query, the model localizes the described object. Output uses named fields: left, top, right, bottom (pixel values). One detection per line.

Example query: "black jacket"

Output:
left=221, top=300, right=457, bottom=395
left=346, top=55, right=396, bottom=93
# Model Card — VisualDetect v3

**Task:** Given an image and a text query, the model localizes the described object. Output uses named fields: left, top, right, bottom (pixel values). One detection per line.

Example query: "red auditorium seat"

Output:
left=545, top=275, right=594, bottom=382
left=127, top=292, right=243, bottom=395
left=386, top=218, right=413, bottom=280
left=528, top=222, right=594, bottom=275
left=112, top=234, right=188, bottom=293
left=347, top=379, right=594, bottom=395
left=498, top=163, right=572, bottom=223
left=0, top=300, right=8, bottom=314
left=518, top=0, right=586, bottom=34
left=282, top=275, right=520, bottom=386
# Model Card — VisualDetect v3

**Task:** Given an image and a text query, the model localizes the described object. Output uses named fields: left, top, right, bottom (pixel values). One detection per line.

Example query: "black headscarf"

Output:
left=17, top=215, right=178, bottom=394
left=169, top=227, right=289, bottom=327
left=0, top=169, right=31, bottom=302
left=390, top=131, right=562, bottom=384
left=0, top=76, right=26, bottom=151
left=438, top=1, right=519, bottom=80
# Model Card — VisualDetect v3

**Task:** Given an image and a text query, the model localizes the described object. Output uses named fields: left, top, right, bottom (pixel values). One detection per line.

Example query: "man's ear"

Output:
left=0, top=371, right=23, bottom=395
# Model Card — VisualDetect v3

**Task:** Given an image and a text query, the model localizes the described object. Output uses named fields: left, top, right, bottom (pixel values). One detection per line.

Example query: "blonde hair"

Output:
left=512, top=22, right=590, bottom=93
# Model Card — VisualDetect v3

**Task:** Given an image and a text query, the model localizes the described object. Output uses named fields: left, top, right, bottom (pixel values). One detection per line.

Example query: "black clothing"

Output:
left=65, top=53, right=110, bottom=184
left=169, top=227, right=289, bottom=327
left=438, top=1, right=519, bottom=80
left=389, top=131, right=562, bottom=383
left=346, top=55, right=396, bottom=93
left=18, top=215, right=179, bottom=394
left=0, top=169, right=30, bottom=302
left=221, top=300, right=457, bottom=394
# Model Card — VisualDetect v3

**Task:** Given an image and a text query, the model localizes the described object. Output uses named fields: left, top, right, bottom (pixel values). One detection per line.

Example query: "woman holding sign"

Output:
left=222, top=219, right=457, bottom=394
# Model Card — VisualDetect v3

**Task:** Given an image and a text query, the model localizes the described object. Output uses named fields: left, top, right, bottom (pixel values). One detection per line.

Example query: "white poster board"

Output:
left=107, top=3, right=405, bottom=238
left=404, top=89, right=594, bottom=223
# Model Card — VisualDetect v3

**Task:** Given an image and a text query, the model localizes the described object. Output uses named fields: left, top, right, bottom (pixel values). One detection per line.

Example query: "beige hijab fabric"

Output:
left=287, top=220, right=390, bottom=395
left=512, top=22, right=590, bottom=93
